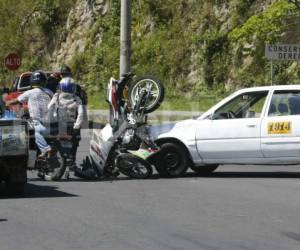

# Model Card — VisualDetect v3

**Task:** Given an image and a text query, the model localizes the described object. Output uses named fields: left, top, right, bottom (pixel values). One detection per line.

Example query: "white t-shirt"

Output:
left=18, top=88, right=53, bottom=123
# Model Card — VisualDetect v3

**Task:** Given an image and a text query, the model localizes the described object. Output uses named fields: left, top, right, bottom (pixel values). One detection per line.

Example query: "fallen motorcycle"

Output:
left=75, top=72, right=164, bottom=179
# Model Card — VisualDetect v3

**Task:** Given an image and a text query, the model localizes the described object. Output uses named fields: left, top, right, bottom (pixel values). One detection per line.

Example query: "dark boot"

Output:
left=74, top=167, right=98, bottom=180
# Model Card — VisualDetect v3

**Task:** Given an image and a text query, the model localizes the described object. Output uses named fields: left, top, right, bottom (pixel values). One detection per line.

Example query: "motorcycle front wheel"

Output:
left=117, top=153, right=153, bottom=179
left=129, top=76, right=164, bottom=113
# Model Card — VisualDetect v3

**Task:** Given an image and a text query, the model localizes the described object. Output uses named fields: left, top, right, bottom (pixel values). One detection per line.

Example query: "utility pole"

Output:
left=120, top=0, right=132, bottom=77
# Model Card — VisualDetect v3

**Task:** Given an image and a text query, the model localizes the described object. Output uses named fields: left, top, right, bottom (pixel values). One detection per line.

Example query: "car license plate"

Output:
left=268, top=121, right=291, bottom=134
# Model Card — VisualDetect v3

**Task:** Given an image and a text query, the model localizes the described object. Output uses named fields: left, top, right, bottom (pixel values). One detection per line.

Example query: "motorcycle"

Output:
left=29, top=121, right=78, bottom=181
left=75, top=72, right=164, bottom=179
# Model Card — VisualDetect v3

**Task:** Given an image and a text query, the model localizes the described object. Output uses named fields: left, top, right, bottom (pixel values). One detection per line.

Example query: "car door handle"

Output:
left=246, top=124, right=257, bottom=128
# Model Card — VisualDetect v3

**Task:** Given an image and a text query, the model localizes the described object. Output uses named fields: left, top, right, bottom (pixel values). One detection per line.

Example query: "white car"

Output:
left=151, top=85, right=300, bottom=177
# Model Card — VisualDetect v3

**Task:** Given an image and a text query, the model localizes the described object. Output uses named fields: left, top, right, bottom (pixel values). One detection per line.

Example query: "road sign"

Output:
left=4, top=53, right=21, bottom=70
left=265, top=44, right=300, bottom=60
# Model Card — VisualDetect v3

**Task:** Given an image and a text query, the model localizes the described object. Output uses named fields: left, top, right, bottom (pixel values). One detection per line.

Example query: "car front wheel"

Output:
left=155, top=142, right=189, bottom=177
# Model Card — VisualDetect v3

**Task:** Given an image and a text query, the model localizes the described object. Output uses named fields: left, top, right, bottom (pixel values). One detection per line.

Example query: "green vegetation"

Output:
left=229, top=0, right=299, bottom=87
left=0, top=0, right=74, bottom=83
left=1, top=0, right=300, bottom=110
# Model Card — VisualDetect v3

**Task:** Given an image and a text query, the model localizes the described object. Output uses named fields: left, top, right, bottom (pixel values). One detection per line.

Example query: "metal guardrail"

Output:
left=87, top=109, right=204, bottom=125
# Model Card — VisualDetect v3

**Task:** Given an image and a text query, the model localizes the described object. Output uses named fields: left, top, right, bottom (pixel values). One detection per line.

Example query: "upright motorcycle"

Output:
left=76, top=72, right=164, bottom=179
left=28, top=121, right=78, bottom=181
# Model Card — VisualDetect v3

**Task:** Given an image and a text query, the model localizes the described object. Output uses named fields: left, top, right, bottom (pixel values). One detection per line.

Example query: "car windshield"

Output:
left=213, top=91, right=268, bottom=119
left=18, top=75, right=31, bottom=89
left=11, top=77, right=19, bottom=92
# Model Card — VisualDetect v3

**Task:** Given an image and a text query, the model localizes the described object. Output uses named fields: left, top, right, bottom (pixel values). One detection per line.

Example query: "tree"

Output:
left=289, top=0, right=300, bottom=9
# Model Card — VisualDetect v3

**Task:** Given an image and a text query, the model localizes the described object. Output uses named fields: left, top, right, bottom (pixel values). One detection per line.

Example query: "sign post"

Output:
left=271, top=60, right=274, bottom=85
left=265, top=44, right=300, bottom=85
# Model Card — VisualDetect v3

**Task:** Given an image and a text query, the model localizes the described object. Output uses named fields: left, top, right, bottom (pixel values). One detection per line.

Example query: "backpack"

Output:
left=56, top=93, right=78, bottom=123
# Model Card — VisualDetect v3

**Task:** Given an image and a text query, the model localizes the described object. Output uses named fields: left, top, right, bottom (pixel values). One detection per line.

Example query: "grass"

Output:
left=159, top=96, right=221, bottom=112
left=88, top=93, right=108, bottom=109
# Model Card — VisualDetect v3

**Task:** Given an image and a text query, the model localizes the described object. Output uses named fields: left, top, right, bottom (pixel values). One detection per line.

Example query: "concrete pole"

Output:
left=120, top=0, right=132, bottom=77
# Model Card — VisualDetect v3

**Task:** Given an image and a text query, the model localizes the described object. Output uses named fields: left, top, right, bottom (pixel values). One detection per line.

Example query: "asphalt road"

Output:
left=1, top=130, right=300, bottom=250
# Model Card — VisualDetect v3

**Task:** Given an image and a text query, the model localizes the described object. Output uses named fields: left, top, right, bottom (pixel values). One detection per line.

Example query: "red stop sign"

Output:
left=4, top=53, right=21, bottom=70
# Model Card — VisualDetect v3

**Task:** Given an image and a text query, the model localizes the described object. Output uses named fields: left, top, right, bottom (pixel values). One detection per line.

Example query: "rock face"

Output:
left=51, top=0, right=110, bottom=68
left=43, top=0, right=297, bottom=93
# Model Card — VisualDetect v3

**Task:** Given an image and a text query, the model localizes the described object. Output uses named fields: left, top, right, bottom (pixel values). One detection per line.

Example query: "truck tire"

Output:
left=155, top=142, right=188, bottom=177
left=6, top=182, right=25, bottom=196
left=4, top=156, right=27, bottom=195
left=190, top=165, right=218, bottom=175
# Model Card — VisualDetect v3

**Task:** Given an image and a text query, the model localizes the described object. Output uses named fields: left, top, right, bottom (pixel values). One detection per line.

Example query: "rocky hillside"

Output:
left=1, top=0, right=300, bottom=104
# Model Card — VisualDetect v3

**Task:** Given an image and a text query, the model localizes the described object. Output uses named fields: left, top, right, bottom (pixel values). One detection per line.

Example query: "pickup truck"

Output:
left=5, top=71, right=87, bottom=118
left=0, top=119, right=28, bottom=194
left=5, top=71, right=60, bottom=118
left=0, top=71, right=43, bottom=194
left=151, top=85, right=300, bottom=177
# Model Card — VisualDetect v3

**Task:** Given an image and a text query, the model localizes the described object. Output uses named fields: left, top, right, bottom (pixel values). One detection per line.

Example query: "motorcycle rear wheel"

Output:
left=38, top=151, right=67, bottom=181
left=129, top=76, right=164, bottom=113
left=117, top=153, right=153, bottom=179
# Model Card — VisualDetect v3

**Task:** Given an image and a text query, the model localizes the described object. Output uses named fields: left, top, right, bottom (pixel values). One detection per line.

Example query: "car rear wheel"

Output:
left=155, top=142, right=189, bottom=177
left=190, top=165, right=218, bottom=175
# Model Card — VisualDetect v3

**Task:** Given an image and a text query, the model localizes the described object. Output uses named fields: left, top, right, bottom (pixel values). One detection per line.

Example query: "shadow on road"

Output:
left=28, top=174, right=162, bottom=183
left=28, top=177, right=134, bottom=183
left=18, top=170, right=300, bottom=188
left=37, top=171, right=300, bottom=182
left=0, top=219, right=8, bottom=222
left=0, top=183, right=78, bottom=199
left=282, top=232, right=300, bottom=243
left=29, top=170, right=300, bottom=183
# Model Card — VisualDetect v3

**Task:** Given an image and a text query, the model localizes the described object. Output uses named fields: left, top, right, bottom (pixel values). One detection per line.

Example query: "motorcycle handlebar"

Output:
left=119, top=72, right=135, bottom=85
left=121, top=72, right=134, bottom=79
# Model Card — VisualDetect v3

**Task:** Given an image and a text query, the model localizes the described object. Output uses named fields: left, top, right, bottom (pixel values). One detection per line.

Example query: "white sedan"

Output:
left=151, top=85, right=300, bottom=177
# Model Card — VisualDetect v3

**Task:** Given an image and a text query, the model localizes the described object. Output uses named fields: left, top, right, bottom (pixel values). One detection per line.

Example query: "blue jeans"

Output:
left=33, top=121, right=51, bottom=153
